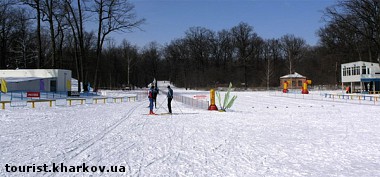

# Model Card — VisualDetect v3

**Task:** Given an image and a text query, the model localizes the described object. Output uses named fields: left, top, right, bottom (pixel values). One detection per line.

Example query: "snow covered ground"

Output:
left=1, top=86, right=380, bottom=176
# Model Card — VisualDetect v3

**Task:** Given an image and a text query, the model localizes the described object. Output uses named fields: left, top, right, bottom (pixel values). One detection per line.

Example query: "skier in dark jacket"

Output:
left=167, top=85, right=173, bottom=114
left=148, top=85, right=155, bottom=114
left=152, top=87, right=159, bottom=108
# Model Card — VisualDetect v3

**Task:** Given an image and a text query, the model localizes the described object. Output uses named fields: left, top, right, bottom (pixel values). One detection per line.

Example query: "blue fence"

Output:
left=323, top=93, right=379, bottom=101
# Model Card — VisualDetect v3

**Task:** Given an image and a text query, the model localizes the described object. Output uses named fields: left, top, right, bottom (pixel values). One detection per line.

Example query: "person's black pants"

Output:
left=167, top=98, right=172, bottom=113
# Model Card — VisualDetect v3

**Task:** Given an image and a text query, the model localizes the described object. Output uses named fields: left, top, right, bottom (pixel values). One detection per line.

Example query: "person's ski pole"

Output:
left=156, top=96, right=168, bottom=112
left=173, top=96, right=183, bottom=114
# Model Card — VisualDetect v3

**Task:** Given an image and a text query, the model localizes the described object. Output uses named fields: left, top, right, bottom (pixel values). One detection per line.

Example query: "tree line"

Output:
left=1, top=0, right=379, bottom=91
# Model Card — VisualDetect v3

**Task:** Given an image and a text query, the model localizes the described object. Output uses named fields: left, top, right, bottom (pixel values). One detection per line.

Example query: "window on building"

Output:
left=356, top=66, right=360, bottom=75
left=368, top=68, right=370, bottom=74
left=362, top=66, right=366, bottom=74
left=348, top=68, right=351, bottom=75
left=343, top=68, right=346, bottom=76
left=298, top=80, right=302, bottom=86
left=352, top=67, right=356, bottom=75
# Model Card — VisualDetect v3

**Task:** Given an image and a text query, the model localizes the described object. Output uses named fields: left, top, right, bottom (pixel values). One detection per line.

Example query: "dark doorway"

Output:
left=50, top=80, right=57, bottom=92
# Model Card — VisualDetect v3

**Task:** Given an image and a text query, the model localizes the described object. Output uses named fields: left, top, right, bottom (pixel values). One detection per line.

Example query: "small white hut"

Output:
left=0, top=69, right=72, bottom=92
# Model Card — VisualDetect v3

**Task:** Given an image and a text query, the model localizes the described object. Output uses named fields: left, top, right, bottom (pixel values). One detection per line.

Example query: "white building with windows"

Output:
left=0, top=69, right=72, bottom=92
left=341, top=61, right=380, bottom=93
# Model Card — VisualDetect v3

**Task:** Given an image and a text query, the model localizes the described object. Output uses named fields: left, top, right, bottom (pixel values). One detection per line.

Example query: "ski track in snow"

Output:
left=42, top=101, right=146, bottom=177
left=0, top=90, right=380, bottom=176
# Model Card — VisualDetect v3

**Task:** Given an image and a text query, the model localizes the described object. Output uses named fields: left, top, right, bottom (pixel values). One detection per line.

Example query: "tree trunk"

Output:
left=58, top=25, right=64, bottom=68
left=36, top=0, right=42, bottom=69
left=0, top=35, right=6, bottom=69
left=244, top=58, right=248, bottom=90
left=47, top=0, right=56, bottom=68
left=93, top=0, right=103, bottom=92
left=78, top=0, right=85, bottom=92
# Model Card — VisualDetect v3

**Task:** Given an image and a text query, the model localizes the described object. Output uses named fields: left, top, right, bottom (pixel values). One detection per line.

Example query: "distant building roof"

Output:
left=280, top=72, right=306, bottom=79
left=1, top=77, right=53, bottom=83
left=0, top=69, right=70, bottom=78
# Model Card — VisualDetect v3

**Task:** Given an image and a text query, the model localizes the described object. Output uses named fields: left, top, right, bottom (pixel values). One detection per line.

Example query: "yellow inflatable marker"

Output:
left=208, top=89, right=218, bottom=110
left=1, top=78, right=7, bottom=93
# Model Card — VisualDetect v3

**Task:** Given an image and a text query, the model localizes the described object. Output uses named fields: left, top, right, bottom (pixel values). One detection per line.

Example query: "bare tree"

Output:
left=184, top=27, right=215, bottom=87
left=280, top=34, right=306, bottom=74
left=141, top=42, right=161, bottom=82
left=324, top=0, right=380, bottom=61
left=121, top=39, right=138, bottom=87
left=91, top=0, right=145, bottom=91
left=9, top=8, right=36, bottom=68
left=21, top=0, right=43, bottom=68
left=163, top=39, right=187, bottom=87
left=213, top=29, right=234, bottom=84
left=40, top=0, right=63, bottom=68
left=262, top=39, right=278, bottom=90
left=231, top=22, right=257, bottom=89
left=0, top=0, right=18, bottom=69
left=24, top=0, right=63, bottom=68
left=63, top=0, right=88, bottom=91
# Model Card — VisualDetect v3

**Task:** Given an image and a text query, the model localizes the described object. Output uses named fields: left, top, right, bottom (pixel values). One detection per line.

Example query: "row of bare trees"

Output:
left=319, top=0, right=380, bottom=85
left=1, top=0, right=379, bottom=90
left=163, top=24, right=310, bottom=89
left=0, top=0, right=144, bottom=91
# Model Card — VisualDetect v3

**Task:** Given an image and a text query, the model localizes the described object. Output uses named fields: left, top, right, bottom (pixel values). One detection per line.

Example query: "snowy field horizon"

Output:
left=1, top=81, right=379, bottom=176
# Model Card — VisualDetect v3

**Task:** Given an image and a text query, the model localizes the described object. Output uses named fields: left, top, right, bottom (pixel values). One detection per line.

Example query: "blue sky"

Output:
left=111, top=0, right=337, bottom=48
